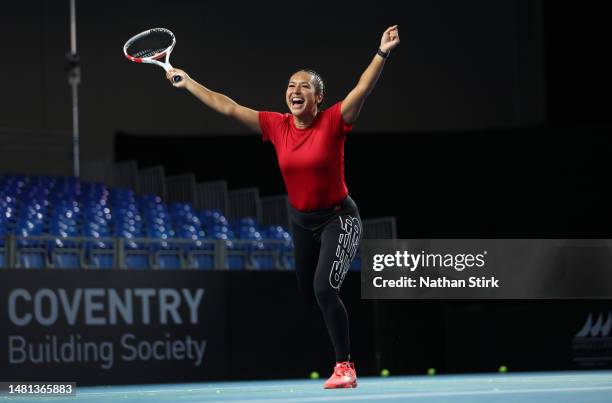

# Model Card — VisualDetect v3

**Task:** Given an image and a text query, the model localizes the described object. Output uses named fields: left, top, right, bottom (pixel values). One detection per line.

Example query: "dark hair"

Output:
left=292, top=68, right=325, bottom=109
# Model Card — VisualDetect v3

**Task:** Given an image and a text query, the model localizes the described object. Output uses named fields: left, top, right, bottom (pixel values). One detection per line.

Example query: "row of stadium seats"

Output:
left=0, top=174, right=361, bottom=271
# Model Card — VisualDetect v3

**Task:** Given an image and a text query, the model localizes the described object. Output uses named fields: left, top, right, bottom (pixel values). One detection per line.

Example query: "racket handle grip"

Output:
left=172, top=75, right=182, bottom=83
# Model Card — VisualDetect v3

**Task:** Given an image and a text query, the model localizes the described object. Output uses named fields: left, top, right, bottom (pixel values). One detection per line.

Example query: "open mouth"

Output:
left=291, top=97, right=305, bottom=107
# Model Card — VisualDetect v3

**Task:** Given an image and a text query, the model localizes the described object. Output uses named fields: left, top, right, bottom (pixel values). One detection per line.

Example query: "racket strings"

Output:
left=131, top=48, right=167, bottom=58
left=126, top=32, right=173, bottom=59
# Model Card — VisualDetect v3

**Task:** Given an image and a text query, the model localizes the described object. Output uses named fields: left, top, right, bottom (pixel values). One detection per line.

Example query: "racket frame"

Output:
left=123, top=27, right=176, bottom=72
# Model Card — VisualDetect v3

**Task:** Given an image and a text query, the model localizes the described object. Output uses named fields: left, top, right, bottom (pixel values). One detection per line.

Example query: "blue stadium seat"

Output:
left=125, top=252, right=150, bottom=270
left=169, top=202, right=206, bottom=252
left=109, top=190, right=147, bottom=259
left=138, top=195, right=177, bottom=254
left=200, top=209, right=228, bottom=230
left=0, top=219, right=8, bottom=248
left=226, top=251, right=247, bottom=270
left=19, top=251, right=46, bottom=269
left=282, top=255, right=295, bottom=270
left=52, top=250, right=80, bottom=269
left=251, top=251, right=277, bottom=270
left=190, top=251, right=215, bottom=269
left=0, top=195, right=16, bottom=230
left=258, top=225, right=293, bottom=270
left=156, top=251, right=182, bottom=269
left=281, top=240, right=295, bottom=270
left=90, top=251, right=114, bottom=269
left=82, top=194, right=113, bottom=269
left=14, top=200, right=48, bottom=268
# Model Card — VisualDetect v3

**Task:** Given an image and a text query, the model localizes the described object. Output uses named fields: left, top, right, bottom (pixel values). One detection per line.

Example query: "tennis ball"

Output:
left=380, top=368, right=390, bottom=377
left=310, top=371, right=320, bottom=379
left=427, top=367, right=436, bottom=376
left=499, top=365, right=508, bottom=373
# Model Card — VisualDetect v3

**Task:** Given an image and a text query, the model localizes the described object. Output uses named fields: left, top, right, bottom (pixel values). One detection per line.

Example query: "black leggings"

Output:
left=289, top=196, right=362, bottom=362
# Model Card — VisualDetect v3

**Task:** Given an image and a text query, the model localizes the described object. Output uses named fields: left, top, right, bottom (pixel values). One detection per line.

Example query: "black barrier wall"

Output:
left=1, top=269, right=611, bottom=385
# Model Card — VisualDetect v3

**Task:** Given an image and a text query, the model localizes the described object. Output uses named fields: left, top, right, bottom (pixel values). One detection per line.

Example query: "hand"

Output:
left=379, top=25, right=400, bottom=53
left=166, top=68, right=190, bottom=88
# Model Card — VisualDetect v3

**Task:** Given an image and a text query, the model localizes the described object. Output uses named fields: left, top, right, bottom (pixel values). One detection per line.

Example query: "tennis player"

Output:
left=167, top=25, right=399, bottom=389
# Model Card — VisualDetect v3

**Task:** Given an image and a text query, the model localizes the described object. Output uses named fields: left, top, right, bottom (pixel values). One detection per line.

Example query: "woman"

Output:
left=167, top=25, right=399, bottom=389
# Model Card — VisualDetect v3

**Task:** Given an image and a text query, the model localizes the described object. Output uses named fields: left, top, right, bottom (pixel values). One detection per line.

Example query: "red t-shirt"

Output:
left=259, top=102, right=353, bottom=212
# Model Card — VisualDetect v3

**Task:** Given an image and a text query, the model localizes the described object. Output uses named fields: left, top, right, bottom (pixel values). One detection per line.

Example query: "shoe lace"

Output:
left=334, top=362, right=352, bottom=377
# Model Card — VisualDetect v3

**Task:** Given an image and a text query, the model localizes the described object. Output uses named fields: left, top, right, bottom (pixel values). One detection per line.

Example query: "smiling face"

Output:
left=286, top=70, right=324, bottom=118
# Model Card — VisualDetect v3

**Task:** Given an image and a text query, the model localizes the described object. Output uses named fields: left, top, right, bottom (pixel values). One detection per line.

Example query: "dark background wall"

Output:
left=1, top=0, right=544, bottom=177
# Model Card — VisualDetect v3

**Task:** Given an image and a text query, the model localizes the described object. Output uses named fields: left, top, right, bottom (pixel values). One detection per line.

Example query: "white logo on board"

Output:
left=572, top=312, right=612, bottom=368
left=575, top=312, right=612, bottom=338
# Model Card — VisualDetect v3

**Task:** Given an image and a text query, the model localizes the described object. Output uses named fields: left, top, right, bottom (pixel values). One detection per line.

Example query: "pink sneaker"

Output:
left=323, top=361, right=358, bottom=389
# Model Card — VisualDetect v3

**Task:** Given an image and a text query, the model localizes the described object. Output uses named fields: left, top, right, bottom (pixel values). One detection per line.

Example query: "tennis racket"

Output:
left=123, top=28, right=182, bottom=82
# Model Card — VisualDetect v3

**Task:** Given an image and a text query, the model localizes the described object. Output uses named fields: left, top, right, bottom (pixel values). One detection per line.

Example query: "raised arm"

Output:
left=341, top=25, right=400, bottom=125
left=166, top=69, right=261, bottom=133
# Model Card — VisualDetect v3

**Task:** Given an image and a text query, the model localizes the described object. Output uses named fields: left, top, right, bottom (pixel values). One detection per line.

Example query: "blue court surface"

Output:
left=4, top=371, right=612, bottom=403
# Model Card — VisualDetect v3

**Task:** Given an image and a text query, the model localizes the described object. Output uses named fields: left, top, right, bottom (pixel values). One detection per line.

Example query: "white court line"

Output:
left=214, top=385, right=612, bottom=403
